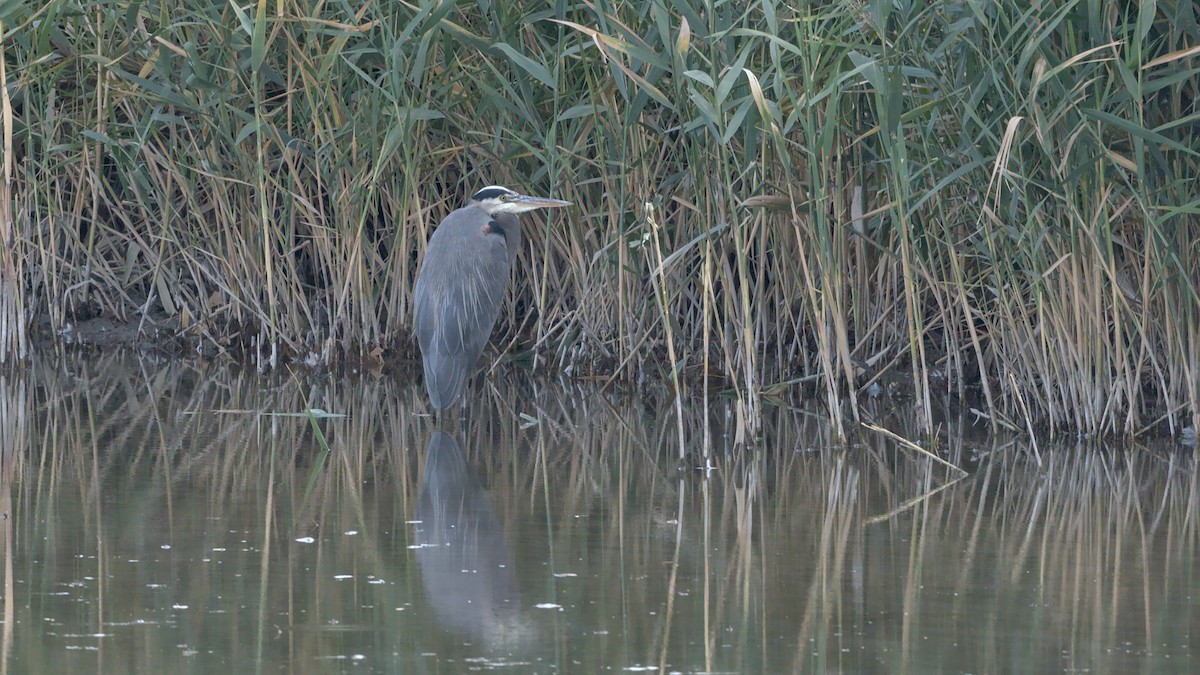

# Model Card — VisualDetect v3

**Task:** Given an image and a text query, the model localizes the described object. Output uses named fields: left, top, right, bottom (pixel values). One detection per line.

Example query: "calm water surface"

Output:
left=0, top=354, right=1196, bottom=673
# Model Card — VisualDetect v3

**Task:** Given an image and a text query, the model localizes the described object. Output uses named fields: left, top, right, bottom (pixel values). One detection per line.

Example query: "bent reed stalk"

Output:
left=4, top=1, right=1198, bottom=437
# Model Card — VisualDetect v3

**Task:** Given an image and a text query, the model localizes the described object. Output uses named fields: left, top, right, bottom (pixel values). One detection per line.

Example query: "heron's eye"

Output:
left=500, top=194, right=512, bottom=202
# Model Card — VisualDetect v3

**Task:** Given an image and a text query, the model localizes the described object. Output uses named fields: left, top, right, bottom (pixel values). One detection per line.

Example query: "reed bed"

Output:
left=3, top=2, right=1198, bottom=437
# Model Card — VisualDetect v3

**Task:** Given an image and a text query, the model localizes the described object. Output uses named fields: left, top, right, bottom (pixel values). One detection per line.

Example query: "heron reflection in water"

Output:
left=414, top=431, right=532, bottom=647
left=413, top=186, right=571, bottom=411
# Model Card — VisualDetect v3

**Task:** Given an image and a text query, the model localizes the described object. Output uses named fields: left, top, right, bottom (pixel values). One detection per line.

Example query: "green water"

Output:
left=0, top=354, right=1195, bottom=673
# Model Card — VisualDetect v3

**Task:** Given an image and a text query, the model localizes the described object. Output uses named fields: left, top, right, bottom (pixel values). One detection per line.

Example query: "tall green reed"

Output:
left=3, top=1, right=1197, bottom=438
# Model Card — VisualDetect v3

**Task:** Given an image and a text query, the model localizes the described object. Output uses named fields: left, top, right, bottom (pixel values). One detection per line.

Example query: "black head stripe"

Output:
left=471, top=187, right=514, bottom=202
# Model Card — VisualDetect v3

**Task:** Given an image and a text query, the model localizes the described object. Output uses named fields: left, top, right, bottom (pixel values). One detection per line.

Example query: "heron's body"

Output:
left=413, top=186, right=569, bottom=410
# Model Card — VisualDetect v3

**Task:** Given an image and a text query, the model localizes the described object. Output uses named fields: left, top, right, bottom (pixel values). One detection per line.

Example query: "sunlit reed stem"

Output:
left=646, top=202, right=687, bottom=458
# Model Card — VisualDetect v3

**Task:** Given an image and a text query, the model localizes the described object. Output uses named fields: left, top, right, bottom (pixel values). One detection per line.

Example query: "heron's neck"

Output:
left=492, top=213, right=522, bottom=267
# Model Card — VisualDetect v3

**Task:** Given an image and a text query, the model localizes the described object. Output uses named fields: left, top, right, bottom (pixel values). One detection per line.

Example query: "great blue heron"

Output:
left=413, top=185, right=571, bottom=410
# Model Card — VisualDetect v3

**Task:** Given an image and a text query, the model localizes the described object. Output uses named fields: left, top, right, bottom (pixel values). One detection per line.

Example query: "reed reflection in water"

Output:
left=0, top=353, right=1194, bottom=673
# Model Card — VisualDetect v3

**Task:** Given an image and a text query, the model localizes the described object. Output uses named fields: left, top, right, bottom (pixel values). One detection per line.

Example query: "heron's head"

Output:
left=468, top=186, right=572, bottom=215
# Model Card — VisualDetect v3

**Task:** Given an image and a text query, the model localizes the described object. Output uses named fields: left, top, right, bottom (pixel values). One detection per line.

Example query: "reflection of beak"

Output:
left=513, top=194, right=572, bottom=209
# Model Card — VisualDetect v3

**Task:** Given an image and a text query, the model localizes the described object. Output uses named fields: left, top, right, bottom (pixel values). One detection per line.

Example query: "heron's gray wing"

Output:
left=413, top=211, right=511, bottom=409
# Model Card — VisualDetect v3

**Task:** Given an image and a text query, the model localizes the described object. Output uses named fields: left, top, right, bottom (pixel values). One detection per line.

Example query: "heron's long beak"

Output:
left=512, top=194, right=572, bottom=209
